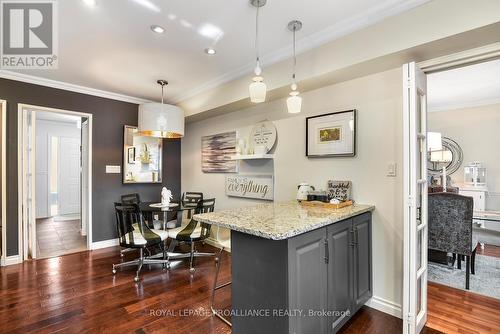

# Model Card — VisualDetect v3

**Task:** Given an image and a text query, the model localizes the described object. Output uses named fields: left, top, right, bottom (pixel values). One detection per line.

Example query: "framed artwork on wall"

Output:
left=201, top=131, right=238, bottom=173
left=306, top=110, right=356, bottom=157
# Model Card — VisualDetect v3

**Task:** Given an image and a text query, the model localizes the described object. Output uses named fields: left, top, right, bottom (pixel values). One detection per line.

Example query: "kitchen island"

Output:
left=194, top=201, right=375, bottom=334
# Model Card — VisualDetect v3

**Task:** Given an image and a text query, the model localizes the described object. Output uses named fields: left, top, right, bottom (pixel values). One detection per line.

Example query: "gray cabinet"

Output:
left=327, top=218, right=353, bottom=331
left=288, top=212, right=372, bottom=333
left=352, top=213, right=373, bottom=312
left=232, top=212, right=372, bottom=334
left=288, top=228, right=328, bottom=334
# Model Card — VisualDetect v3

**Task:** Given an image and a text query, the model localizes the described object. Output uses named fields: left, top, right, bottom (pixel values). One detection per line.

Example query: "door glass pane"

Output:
left=416, top=276, right=422, bottom=316
left=416, top=230, right=422, bottom=272
left=50, top=137, right=59, bottom=216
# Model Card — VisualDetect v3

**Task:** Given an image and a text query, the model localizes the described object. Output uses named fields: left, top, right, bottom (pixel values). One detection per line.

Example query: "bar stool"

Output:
left=210, top=227, right=232, bottom=327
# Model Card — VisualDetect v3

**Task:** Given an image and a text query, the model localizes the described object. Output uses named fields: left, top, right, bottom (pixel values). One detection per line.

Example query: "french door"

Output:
left=403, top=62, right=428, bottom=334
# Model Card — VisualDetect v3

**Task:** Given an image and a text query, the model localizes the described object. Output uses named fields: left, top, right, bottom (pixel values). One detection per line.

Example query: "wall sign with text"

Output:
left=225, top=174, right=274, bottom=201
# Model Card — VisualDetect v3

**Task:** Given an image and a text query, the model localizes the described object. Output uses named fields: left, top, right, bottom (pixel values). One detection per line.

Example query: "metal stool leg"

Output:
left=210, top=247, right=232, bottom=327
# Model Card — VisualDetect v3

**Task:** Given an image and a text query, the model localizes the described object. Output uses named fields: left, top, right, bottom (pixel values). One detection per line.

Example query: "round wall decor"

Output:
left=250, top=121, right=277, bottom=153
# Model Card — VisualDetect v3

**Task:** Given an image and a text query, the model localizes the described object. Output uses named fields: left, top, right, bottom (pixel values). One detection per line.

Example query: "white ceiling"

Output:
left=428, top=58, right=500, bottom=112
left=11, top=0, right=429, bottom=104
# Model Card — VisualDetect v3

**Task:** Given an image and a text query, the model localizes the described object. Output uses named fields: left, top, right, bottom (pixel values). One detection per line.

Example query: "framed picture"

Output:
left=127, top=147, right=136, bottom=164
left=201, top=131, right=238, bottom=173
left=306, top=110, right=356, bottom=157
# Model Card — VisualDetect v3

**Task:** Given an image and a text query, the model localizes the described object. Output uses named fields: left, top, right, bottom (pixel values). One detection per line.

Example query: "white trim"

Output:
left=171, top=0, right=431, bottom=103
left=0, top=70, right=151, bottom=105
left=18, top=104, right=93, bottom=260
left=366, top=296, right=402, bottom=319
left=91, top=238, right=119, bottom=250
left=0, top=255, right=22, bottom=266
left=0, top=99, right=6, bottom=264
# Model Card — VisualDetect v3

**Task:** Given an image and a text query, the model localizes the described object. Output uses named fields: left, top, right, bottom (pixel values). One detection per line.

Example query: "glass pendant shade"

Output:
left=138, top=102, right=184, bottom=138
left=287, top=91, right=302, bottom=114
left=427, top=132, right=442, bottom=152
left=249, top=76, right=267, bottom=103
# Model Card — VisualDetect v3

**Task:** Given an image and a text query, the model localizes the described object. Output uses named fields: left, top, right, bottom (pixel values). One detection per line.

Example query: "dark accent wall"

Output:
left=0, top=78, right=181, bottom=256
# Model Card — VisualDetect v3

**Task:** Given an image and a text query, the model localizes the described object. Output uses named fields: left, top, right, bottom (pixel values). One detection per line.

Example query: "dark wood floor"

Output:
left=0, top=244, right=498, bottom=333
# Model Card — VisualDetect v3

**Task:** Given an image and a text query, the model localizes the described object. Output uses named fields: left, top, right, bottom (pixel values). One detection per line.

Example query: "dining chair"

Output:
left=119, top=193, right=142, bottom=257
left=428, top=192, right=479, bottom=289
left=112, top=203, right=170, bottom=282
left=167, top=198, right=216, bottom=273
left=181, top=192, right=203, bottom=219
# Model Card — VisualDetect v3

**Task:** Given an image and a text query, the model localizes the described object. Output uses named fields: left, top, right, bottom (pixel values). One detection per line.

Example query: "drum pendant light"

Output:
left=286, top=20, right=302, bottom=114
left=249, top=0, right=267, bottom=103
left=138, top=80, right=184, bottom=138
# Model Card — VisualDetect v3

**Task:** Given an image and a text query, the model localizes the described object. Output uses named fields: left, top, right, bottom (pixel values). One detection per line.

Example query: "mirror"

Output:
left=427, top=137, right=463, bottom=176
left=123, top=125, right=162, bottom=184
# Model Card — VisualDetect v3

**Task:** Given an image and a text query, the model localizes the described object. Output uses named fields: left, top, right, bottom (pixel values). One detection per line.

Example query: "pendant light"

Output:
left=138, top=80, right=184, bottom=138
left=287, top=20, right=302, bottom=114
left=249, top=0, right=267, bottom=103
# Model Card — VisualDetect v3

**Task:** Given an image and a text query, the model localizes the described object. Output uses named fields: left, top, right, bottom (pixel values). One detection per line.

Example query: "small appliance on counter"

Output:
left=297, top=183, right=315, bottom=201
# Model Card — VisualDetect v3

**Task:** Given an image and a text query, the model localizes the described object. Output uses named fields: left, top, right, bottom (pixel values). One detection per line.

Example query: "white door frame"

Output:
left=18, top=104, right=93, bottom=260
left=0, top=99, right=6, bottom=264
left=403, top=42, right=500, bottom=333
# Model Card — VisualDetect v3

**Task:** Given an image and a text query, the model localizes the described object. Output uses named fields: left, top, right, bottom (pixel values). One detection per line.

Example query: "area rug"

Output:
left=428, top=254, right=500, bottom=299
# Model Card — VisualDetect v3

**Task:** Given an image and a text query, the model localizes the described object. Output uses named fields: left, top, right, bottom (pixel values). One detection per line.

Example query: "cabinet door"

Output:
left=327, top=219, right=353, bottom=332
left=352, top=213, right=372, bottom=312
left=288, top=228, right=328, bottom=334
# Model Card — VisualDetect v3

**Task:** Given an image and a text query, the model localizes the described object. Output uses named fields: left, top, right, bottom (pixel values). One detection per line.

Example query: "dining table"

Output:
left=139, top=201, right=199, bottom=229
left=137, top=201, right=200, bottom=262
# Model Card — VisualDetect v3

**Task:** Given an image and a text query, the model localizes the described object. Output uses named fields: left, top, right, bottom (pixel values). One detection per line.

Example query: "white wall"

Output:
left=428, top=103, right=500, bottom=210
left=182, top=68, right=404, bottom=314
left=35, top=119, right=81, bottom=218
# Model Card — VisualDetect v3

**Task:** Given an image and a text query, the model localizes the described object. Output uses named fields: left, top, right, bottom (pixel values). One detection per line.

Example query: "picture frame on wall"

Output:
left=306, top=110, right=356, bottom=157
left=127, top=147, right=136, bottom=164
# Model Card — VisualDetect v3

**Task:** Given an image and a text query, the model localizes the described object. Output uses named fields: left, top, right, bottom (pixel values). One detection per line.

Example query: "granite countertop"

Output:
left=193, top=201, right=375, bottom=240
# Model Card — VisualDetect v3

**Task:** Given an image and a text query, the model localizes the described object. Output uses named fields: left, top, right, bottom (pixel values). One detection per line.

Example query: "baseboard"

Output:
left=0, top=255, right=22, bottom=266
left=91, top=238, right=119, bottom=250
left=365, top=295, right=402, bottom=319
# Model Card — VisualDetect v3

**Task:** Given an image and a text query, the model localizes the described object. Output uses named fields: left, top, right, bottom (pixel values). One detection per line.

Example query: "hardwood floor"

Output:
left=426, top=244, right=500, bottom=334
left=0, top=244, right=496, bottom=333
left=477, top=243, right=500, bottom=258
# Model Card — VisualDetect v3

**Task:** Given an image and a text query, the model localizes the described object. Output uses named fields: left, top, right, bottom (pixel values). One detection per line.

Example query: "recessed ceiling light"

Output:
left=204, top=48, right=216, bottom=55
left=82, top=0, right=97, bottom=7
left=151, top=25, right=165, bottom=34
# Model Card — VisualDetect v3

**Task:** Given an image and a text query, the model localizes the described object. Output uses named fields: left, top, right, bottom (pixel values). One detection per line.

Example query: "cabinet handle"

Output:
left=324, top=239, right=329, bottom=264
left=350, top=229, right=356, bottom=247
left=355, top=227, right=358, bottom=245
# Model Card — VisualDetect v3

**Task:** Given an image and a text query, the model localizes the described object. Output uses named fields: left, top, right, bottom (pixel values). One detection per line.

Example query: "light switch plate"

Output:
left=387, top=162, right=397, bottom=177
left=106, top=165, right=121, bottom=174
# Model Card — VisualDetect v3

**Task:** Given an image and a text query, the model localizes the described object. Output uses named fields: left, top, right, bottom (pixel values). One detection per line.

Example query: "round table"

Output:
left=139, top=202, right=198, bottom=230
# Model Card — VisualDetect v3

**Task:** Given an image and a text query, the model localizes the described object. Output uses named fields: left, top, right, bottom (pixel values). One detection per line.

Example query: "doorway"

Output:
left=425, top=59, right=500, bottom=299
left=403, top=46, right=500, bottom=334
left=18, top=104, right=93, bottom=260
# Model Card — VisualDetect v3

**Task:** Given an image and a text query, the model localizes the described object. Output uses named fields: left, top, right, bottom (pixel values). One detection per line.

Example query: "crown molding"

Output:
left=171, top=0, right=431, bottom=103
left=0, top=70, right=152, bottom=105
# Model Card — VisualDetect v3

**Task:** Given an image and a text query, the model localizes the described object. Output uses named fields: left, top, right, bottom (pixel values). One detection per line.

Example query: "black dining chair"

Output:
left=119, top=193, right=142, bottom=257
left=181, top=192, right=203, bottom=219
left=112, top=203, right=170, bottom=282
left=168, top=198, right=216, bottom=273
left=428, top=193, right=479, bottom=289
